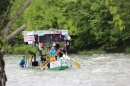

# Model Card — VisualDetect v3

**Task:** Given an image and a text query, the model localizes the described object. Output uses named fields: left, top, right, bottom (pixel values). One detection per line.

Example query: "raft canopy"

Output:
left=22, top=29, right=71, bottom=44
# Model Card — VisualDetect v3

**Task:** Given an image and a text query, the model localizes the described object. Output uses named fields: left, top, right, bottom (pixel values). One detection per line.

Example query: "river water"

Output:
left=4, top=53, right=130, bottom=86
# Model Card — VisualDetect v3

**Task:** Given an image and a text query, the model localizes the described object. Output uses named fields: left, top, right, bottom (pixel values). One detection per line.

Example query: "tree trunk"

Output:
left=0, top=0, right=33, bottom=86
left=0, top=49, right=7, bottom=86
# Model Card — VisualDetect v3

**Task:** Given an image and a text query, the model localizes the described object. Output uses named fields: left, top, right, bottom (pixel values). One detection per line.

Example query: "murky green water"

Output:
left=4, top=54, right=130, bottom=86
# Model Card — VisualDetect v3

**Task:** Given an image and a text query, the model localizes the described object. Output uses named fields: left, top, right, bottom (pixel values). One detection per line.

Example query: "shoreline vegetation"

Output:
left=3, top=44, right=130, bottom=55
left=77, top=49, right=106, bottom=55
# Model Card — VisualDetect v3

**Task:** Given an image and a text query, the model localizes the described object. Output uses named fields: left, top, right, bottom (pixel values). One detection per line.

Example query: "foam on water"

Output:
left=4, top=54, right=130, bottom=86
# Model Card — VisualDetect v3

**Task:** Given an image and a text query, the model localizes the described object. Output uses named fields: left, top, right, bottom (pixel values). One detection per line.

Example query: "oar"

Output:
left=64, top=55, right=80, bottom=68
left=70, top=58, right=80, bottom=68
left=59, top=50, right=80, bottom=68
left=41, top=59, right=50, bottom=70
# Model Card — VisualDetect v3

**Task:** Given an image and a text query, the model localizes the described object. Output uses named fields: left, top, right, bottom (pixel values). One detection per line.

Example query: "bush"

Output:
left=125, top=47, right=130, bottom=53
left=3, top=44, right=38, bottom=54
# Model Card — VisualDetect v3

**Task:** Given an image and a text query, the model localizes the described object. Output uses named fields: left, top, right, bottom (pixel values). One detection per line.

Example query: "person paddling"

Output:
left=58, top=46, right=67, bottom=58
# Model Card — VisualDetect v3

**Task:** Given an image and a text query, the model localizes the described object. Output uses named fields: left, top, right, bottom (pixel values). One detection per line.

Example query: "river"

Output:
left=4, top=53, right=130, bottom=86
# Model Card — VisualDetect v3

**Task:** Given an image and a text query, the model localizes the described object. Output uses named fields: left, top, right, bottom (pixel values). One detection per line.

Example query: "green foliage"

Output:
left=107, top=0, right=125, bottom=31
left=4, top=0, right=130, bottom=53
left=0, top=0, right=10, bottom=16
left=105, top=0, right=109, bottom=6
left=3, top=44, right=12, bottom=53
left=3, top=44, right=38, bottom=55
left=26, top=54, right=33, bottom=59
left=0, top=0, right=10, bottom=30
left=125, top=47, right=130, bottom=53
left=45, top=51, right=52, bottom=59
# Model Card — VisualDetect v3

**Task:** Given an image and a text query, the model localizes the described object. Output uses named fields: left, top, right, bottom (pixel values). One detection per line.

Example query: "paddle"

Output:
left=63, top=54, right=80, bottom=68
left=59, top=50, right=80, bottom=68
left=41, top=59, right=50, bottom=70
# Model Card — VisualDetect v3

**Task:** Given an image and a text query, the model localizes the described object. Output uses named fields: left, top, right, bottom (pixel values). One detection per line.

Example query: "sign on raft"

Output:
left=50, top=59, right=71, bottom=70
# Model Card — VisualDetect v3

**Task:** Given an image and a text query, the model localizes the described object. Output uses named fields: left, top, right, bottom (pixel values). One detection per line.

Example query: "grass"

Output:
left=78, top=49, right=106, bottom=55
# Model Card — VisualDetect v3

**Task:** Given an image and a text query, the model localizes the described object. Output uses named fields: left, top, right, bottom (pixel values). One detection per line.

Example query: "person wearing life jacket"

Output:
left=49, top=46, right=56, bottom=56
left=46, top=46, right=57, bottom=68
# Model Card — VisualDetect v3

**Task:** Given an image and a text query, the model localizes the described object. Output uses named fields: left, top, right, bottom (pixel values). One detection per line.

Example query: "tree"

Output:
left=0, top=0, right=10, bottom=30
left=0, top=0, right=32, bottom=86
left=3, top=0, right=130, bottom=53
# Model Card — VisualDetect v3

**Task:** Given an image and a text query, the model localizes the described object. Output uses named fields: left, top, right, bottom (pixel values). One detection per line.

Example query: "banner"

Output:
left=27, top=36, right=34, bottom=41
left=27, top=32, right=34, bottom=35
left=27, top=32, right=34, bottom=44
left=55, top=30, right=61, bottom=34
left=38, top=31, right=44, bottom=36
left=61, top=30, right=68, bottom=35
left=50, top=61, right=61, bottom=68
left=28, top=41, right=33, bottom=44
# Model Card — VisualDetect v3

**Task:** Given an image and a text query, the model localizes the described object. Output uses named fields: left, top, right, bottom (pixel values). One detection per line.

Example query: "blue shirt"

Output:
left=19, top=59, right=25, bottom=66
left=49, top=49, right=56, bottom=56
